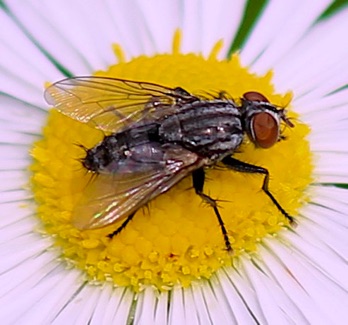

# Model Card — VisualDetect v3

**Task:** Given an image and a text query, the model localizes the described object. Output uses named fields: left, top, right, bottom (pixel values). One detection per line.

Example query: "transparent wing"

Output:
left=72, top=145, right=203, bottom=230
left=45, top=76, right=194, bottom=132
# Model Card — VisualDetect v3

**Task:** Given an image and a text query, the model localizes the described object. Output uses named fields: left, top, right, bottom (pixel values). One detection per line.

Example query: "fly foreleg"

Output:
left=221, top=156, right=296, bottom=226
left=192, top=168, right=232, bottom=252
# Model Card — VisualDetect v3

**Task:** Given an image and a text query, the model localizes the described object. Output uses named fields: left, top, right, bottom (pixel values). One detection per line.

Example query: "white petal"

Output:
left=168, top=286, right=186, bottom=325
left=0, top=10, right=63, bottom=106
left=264, top=236, right=348, bottom=324
left=4, top=1, right=96, bottom=73
left=134, top=287, right=158, bottom=325
left=241, top=0, right=331, bottom=70
left=180, top=0, right=246, bottom=58
left=213, top=269, right=259, bottom=324
left=274, top=9, right=348, bottom=96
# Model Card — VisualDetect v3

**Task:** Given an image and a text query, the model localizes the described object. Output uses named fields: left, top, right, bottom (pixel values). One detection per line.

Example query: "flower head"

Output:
left=1, top=2, right=348, bottom=323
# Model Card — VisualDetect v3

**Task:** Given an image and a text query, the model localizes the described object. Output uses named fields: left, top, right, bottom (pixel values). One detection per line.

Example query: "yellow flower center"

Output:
left=30, top=32, right=313, bottom=291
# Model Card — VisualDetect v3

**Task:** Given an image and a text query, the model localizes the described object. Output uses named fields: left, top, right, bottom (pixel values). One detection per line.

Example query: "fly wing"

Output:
left=72, top=145, right=203, bottom=230
left=45, top=76, right=194, bottom=132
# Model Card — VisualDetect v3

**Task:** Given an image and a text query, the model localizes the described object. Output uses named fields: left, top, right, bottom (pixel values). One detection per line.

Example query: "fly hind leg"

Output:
left=107, top=212, right=136, bottom=239
left=192, top=168, right=232, bottom=252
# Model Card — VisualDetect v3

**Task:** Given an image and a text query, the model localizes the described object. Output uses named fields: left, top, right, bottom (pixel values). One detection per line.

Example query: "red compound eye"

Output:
left=243, top=91, right=269, bottom=102
left=251, top=112, right=279, bottom=148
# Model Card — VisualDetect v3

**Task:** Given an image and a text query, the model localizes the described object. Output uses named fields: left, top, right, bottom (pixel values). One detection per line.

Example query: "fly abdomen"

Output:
left=82, top=123, right=162, bottom=174
left=82, top=135, right=126, bottom=173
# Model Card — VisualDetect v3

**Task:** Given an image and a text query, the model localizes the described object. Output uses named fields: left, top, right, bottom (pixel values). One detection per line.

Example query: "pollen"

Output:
left=31, top=33, right=313, bottom=292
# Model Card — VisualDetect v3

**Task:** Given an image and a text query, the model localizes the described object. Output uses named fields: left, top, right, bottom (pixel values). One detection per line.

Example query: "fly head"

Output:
left=241, top=91, right=294, bottom=148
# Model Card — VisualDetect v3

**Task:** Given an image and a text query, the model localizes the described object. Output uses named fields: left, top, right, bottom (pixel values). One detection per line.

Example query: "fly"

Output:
left=45, top=76, right=295, bottom=252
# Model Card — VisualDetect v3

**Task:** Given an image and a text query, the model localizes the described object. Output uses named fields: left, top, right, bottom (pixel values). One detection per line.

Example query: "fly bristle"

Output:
left=74, top=142, right=89, bottom=152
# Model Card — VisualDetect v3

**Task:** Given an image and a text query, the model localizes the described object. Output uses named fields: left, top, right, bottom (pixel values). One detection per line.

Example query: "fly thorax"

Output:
left=159, top=102, right=244, bottom=158
left=190, top=122, right=244, bottom=158
left=158, top=115, right=183, bottom=143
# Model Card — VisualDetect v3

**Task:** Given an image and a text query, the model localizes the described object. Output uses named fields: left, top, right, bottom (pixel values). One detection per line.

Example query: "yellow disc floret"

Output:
left=31, top=32, right=312, bottom=292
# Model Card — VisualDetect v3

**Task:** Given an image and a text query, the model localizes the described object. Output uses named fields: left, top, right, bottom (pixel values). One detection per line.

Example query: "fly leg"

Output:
left=107, top=212, right=136, bottom=239
left=221, top=156, right=296, bottom=225
left=192, top=168, right=232, bottom=252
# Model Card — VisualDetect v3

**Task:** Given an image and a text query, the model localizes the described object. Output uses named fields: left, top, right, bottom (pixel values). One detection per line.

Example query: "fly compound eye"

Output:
left=243, top=91, right=269, bottom=102
left=251, top=112, right=279, bottom=148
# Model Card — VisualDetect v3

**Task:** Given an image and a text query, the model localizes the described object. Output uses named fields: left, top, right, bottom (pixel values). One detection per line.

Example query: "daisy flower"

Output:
left=1, top=1, right=348, bottom=324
